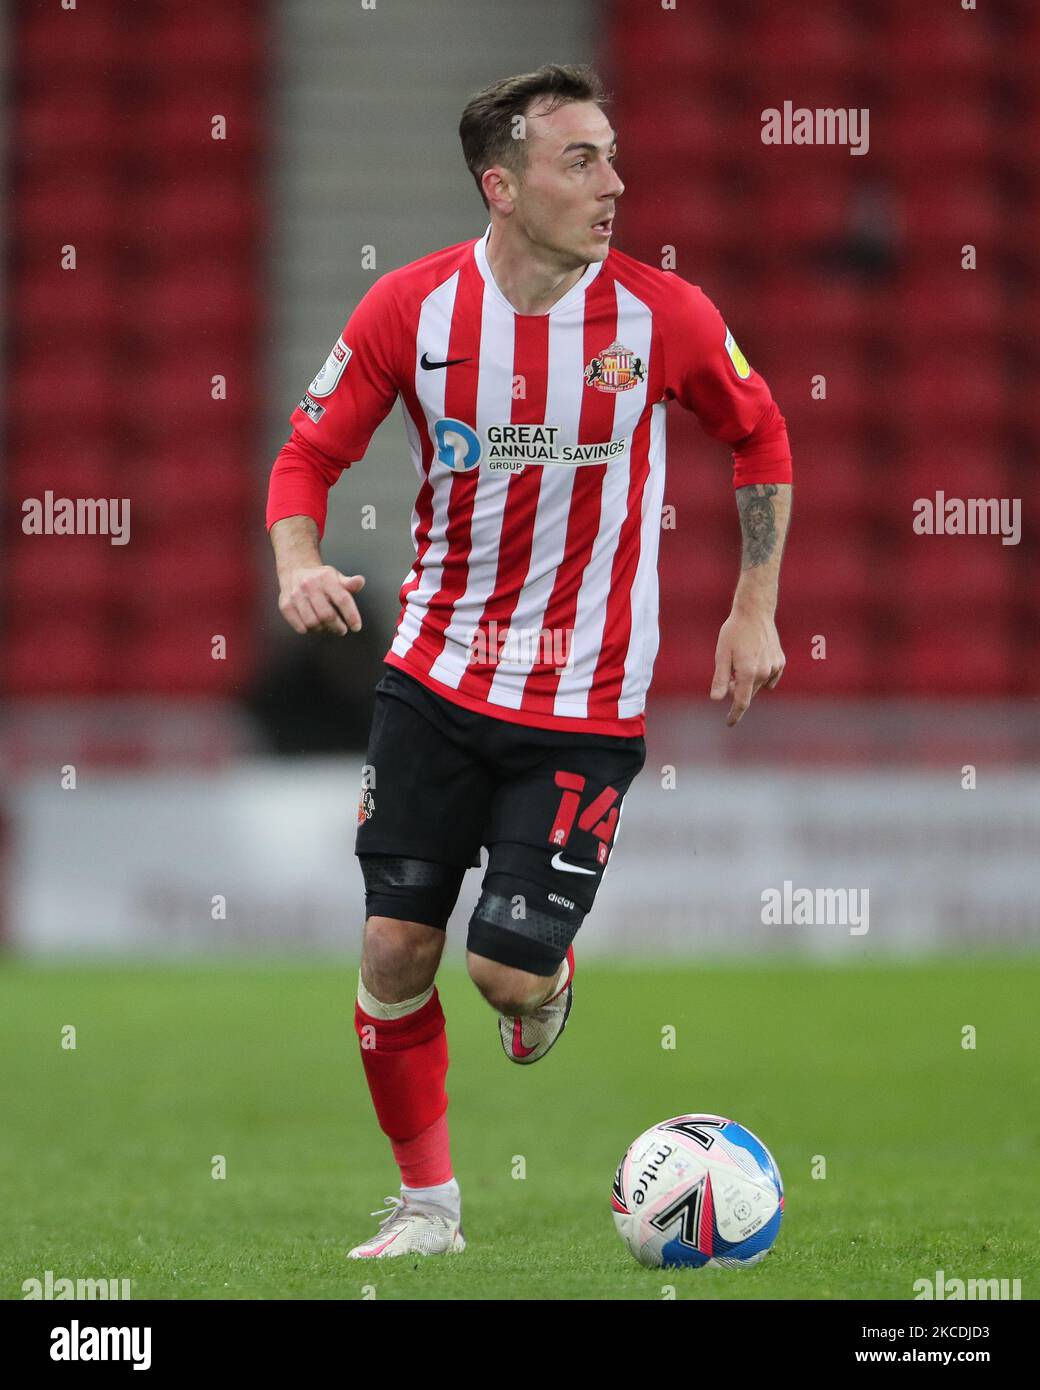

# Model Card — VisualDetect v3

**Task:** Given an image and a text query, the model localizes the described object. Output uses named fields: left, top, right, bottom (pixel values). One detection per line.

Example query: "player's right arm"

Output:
left=266, top=273, right=402, bottom=635
left=271, top=513, right=365, bottom=636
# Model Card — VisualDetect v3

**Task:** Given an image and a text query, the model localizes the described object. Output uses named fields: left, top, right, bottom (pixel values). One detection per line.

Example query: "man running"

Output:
left=265, top=63, right=792, bottom=1259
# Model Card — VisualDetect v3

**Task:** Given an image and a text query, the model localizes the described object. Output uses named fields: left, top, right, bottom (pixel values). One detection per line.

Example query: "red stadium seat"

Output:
left=782, top=605, right=877, bottom=694
left=1007, top=379, right=1040, bottom=440
left=137, top=360, right=257, bottom=433
left=18, top=8, right=122, bottom=80
left=2, top=619, right=115, bottom=696
left=618, top=180, right=746, bottom=268
left=11, top=266, right=123, bottom=336
left=895, top=269, right=1005, bottom=350
left=18, top=90, right=122, bottom=166
left=652, top=615, right=732, bottom=693
left=123, top=537, right=254, bottom=620
left=900, top=623, right=1017, bottom=696
left=751, top=168, right=859, bottom=251
left=18, top=173, right=122, bottom=245
left=140, top=11, right=266, bottom=74
left=8, top=447, right=119, bottom=524
left=123, top=89, right=263, bottom=170
left=875, top=0, right=998, bottom=80
left=132, top=263, right=258, bottom=347
left=757, top=278, right=874, bottom=350
left=7, top=351, right=124, bottom=436
left=8, top=538, right=115, bottom=612
left=610, top=13, right=735, bottom=94
left=764, top=351, right=871, bottom=433
left=897, top=354, right=1008, bottom=438
left=665, top=422, right=746, bottom=529
left=3, top=0, right=265, bottom=701
left=784, top=444, right=873, bottom=522
left=126, top=177, right=260, bottom=256
left=129, top=443, right=254, bottom=518
left=776, top=534, right=876, bottom=610
left=617, top=100, right=734, bottom=168
left=891, top=540, right=1017, bottom=620
left=896, top=446, right=1010, bottom=508
left=881, top=89, right=1003, bottom=173
left=741, top=7, right=871, bottom=80
left=608, top=0, right=1027, bottom=702
left=1003, top=193, right=1040, bottom=273
left=895, top=177, right=1004, bottom=263
left=660, top=534, right=737, bottom=612
left=125, top=619, right=256, bottom=695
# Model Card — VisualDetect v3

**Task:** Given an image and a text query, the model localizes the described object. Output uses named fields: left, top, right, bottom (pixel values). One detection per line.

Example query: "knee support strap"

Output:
left=466, top=871, right=586, bottom=977
left=358, top=853, right=465, bottom=932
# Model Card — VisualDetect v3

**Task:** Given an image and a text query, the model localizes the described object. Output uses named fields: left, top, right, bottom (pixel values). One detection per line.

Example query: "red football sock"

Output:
left=354, top=989, right=453, bottom=1186
left=391, top=1111, right=453, bottom=1188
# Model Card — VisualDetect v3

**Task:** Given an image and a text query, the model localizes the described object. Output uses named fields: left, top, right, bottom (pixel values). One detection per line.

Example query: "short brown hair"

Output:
left=459, top=64, right=608, bottom=209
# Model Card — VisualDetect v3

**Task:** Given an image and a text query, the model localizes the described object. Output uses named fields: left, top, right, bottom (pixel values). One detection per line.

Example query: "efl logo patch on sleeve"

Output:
left=724, top=327, right=751, bottom=380
left=308, top=336, right=352, bottom=397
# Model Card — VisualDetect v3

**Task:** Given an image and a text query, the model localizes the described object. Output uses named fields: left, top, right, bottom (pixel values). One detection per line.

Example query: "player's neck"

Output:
left=484, top=224, right=589, bottom=316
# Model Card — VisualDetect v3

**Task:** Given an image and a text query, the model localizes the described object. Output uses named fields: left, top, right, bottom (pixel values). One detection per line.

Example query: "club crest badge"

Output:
left=357, top=787, right=375, bottom=826
left=584, top=340, right=646, bottom=394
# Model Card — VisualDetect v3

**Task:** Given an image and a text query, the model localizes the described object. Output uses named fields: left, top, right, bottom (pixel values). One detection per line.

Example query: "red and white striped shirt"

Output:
left=267, top=227, right=792, bottom=736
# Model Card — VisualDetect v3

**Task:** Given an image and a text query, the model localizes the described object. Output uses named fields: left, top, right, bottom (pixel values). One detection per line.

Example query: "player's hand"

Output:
left=710, top=607, right=785, bottom=727
left=278, top=566, right=366, bottom=636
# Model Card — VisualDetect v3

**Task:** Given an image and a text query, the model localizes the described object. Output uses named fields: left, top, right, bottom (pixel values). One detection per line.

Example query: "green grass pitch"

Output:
left=1, top=956, right=1037, bottom=1300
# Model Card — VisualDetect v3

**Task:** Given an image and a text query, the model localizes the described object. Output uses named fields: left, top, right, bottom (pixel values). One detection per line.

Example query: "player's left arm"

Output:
left=711, top=481, right=792, bottom=727
left=660, top=276, right=794, bottom=727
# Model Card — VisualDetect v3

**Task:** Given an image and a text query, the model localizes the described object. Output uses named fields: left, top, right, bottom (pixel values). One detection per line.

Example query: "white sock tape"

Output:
left=357, top=971, right=434, bottom=1021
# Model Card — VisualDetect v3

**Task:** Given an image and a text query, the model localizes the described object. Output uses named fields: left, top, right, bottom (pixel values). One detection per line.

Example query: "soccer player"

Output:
left=265, top=64, right=792, bottom=1258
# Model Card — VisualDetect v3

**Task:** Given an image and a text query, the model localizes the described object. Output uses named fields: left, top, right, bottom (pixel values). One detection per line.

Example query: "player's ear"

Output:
left=482, top=165, right=515, bottom=215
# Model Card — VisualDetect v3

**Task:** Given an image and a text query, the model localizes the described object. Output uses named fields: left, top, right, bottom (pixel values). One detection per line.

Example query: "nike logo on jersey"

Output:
left=550, top=852, right=597, bottom=875
left=420, top=353, right=471, bottom=370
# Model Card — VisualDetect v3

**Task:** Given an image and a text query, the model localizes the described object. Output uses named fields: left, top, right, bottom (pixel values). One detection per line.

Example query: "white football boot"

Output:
left=499, top=945, right=575, bottom=1065
left=347, top=1194, right=465, bottom=1259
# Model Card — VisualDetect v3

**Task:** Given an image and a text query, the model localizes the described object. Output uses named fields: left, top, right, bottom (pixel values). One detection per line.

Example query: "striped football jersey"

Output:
left=267, top=226, right=792, bottom=735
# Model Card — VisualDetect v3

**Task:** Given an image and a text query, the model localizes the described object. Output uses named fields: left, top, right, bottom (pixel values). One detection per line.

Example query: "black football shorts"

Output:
left=354, top=664, right=647, bottom=975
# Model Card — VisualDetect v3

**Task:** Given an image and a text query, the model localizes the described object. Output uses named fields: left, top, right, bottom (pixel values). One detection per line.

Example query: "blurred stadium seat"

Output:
left=608, top=0, right=1034, bottom=699
left=2, top=0, right=265, bottom=705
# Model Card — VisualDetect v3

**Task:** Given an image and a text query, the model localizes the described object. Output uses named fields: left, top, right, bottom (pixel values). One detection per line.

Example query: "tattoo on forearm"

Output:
left=736, top=484, right=779, bottom=568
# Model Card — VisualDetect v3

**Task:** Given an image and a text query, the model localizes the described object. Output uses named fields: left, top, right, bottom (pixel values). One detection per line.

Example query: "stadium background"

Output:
left=0, top=0, right=1038, bottom=1305
left=2, top=0, right=1036, bottom=957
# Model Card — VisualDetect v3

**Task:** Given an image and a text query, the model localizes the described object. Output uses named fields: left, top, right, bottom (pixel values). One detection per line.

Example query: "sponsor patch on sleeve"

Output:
left=724, top=327, right=751, bottom=379
left=298, top=392, right=326, bottom=422
left=308, top=336, right=352, bottom=397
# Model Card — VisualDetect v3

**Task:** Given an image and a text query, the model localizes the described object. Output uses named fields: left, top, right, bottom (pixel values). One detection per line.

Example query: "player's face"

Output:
left=511, top=99, right=623, bottom=267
